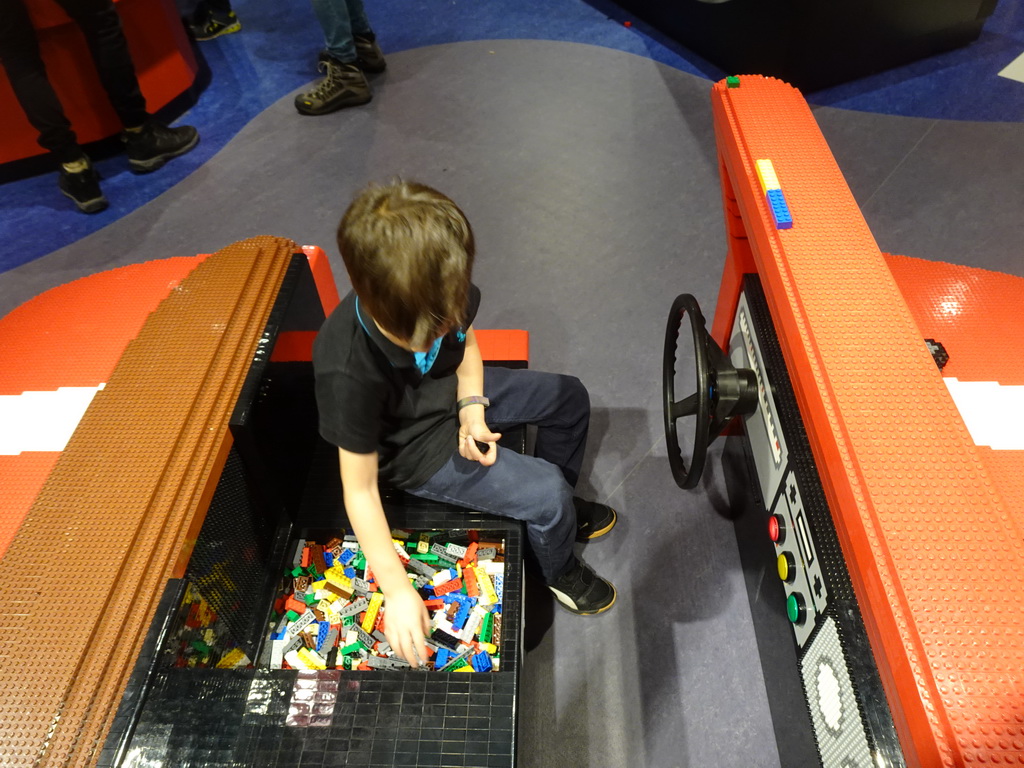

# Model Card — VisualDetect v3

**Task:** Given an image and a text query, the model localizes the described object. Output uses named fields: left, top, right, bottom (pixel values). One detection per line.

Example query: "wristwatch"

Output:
left=456, top=395, right=490, bottom=411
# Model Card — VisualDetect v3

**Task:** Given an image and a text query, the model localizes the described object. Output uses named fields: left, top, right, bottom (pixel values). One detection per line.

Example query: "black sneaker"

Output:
left=354, top=34, right=386, bottom=73
left=295, top=58, right=371, bottom=115
left=58, top=161, right=108, bottom=214
left=190, top=10, right=241, bottom=41
left=123, top=122, right=199, bottom=173
left=573, top=498, right=617, bottom=542
left=548, top=559, right=616, bottom=615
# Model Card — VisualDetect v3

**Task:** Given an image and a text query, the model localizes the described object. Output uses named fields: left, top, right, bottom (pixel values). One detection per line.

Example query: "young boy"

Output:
left=312, top=180, right=616, bottom=667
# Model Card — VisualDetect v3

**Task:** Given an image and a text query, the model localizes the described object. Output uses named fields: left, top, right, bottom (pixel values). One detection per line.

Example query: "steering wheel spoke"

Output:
left=669, top=392, right=700, bottom=420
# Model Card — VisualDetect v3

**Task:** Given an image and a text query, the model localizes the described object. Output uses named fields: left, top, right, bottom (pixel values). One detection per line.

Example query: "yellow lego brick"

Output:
left=296, top=647, right=327, bottom=670
left=324, top=567, right=352, bottom=590
left=475, top=566, right=498, bottom=606
left=215, top=647, right=250, bottom=669
left=454, top=664, right=473, bottom=672
left=477, top=641, right=497, bottom=655
left=310, top=579, right=327, bottom=591
left=361, top=591, right=384, bottom=632
left=755, top=158, right=781, bottom=194
left=417, top=533, right=430, bottom=554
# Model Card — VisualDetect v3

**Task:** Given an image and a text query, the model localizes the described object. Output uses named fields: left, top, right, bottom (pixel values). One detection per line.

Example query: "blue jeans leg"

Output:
left=483, top=367, right=590, bottom=488
left=309, top=0, right=372, bottom=62
left=406, top=449, right=576, bottom=585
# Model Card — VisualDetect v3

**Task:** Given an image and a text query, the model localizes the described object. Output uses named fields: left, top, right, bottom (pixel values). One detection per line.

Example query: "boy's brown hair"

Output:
left=338, top=180, right=475, bottom=349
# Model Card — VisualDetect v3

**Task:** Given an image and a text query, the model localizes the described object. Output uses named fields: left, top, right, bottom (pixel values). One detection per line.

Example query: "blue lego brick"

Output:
left=324, top=551, right=334, bottom=567
left=766, top=189, right=793, bottom=229
left=343, top=567, right=356, bottom=579
left=471, top=651, right=493, bottom=672
left=315, top=621, right=331, bottom=651
left=435, top=648, right=453, bottom=668
left=452, top=600, right=471, bottom=631
left=338, top=548, right=356, bottom=565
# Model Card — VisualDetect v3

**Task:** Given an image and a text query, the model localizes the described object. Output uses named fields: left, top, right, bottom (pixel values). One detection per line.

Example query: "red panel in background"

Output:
left=0, top=0, right=198, bottom=165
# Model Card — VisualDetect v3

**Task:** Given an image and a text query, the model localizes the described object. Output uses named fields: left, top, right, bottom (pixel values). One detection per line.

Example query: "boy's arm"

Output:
left=338, top=447, right=430, bottom=667
left=456, top=325, right=501, bottom=465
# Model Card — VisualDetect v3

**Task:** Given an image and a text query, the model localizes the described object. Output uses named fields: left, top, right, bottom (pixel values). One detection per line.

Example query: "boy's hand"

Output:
left=458, top=415, right=500, bottom=466
left=383, top=583, right=431, bottom=668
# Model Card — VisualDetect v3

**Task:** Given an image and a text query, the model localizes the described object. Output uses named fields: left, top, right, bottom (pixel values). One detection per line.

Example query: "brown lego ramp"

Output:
left=0, top=236, right=295, bottom=767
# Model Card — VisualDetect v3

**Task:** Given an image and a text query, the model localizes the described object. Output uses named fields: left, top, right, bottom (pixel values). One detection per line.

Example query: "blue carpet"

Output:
left=1, top=0, right=1021, bottom=276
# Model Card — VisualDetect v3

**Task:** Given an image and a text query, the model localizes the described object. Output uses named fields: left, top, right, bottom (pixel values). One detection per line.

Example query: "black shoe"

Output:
left=123, top=121, right=199, bottom=173
left=548, top=559, right=616, bottom=615
left=190, top=10, right=241, bottom=41
left=354, top=34, right=386, bottom=73
left=573, top=498, right=617, bottom=542
left=58, top=161, right=108, bottom=214
left=295, top=57, right=371, bottom=115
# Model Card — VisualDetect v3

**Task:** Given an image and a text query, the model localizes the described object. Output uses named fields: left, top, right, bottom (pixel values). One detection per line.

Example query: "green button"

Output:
left=787, top=594, right=805, bottom=624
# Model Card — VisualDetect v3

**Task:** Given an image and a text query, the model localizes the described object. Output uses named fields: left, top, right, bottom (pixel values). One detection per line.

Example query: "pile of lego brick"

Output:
left=268, top=530, right=504, bottom=673
left=164, top=583, right=252, bottom=669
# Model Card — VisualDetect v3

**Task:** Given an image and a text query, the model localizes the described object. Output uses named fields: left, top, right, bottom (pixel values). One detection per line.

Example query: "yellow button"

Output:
left=777, top=552, right=795, bottom=582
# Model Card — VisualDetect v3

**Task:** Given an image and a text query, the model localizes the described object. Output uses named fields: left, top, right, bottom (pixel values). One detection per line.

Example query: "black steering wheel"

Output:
left=663, top=294, right=759, bottom=490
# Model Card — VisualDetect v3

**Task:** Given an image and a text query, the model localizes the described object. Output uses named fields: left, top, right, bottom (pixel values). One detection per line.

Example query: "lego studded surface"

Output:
left=0, top=237, right=295, bottom=767
left=0, top=256, right=205, bottom=557
left=737, top=276, right=902, bottom=767
left=710, top=76, right=1024, bottom=767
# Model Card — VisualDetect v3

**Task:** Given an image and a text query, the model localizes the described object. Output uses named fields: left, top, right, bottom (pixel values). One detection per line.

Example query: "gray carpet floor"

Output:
left=3, top=40, right=1021, bottom=768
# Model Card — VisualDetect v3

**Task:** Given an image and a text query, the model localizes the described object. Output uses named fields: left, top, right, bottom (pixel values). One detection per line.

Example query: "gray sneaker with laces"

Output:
left=294, top=58, right=371, bottom=116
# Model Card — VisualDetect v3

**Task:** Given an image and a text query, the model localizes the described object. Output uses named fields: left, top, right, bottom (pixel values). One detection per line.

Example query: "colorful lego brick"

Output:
left=726, top=75, right=740, bottom=88
left=361, top=591, right=384, bottom=633
left=431, top=628, right=461, bottom=651
left=435, top=648, right=453, bottom=668
left=460, top=541, right=478, bottom=566
left=433, top=577, right=463, bottom=596
left=417, top=532, right=431, bottom=554
left=445, top=543, right=468, bottom=560
left=480, top=611, right=494, bottom=644
left=315, top=621, right=331, bottom=651
left=355, top=625, right=375, bottom=648
left=337, top=547, right=356, bottom=565
left=471, top=651, right=493, bottom=672
left=440, top=649, right=472, bottom=671
left=392, top=540, right=411, bottom=563
left=463, top=566, right=479, bottom=597
left=492, top=574, right=504, bottom=604
left=755, top=158, right=781, bottom=195
left=766, top=189, right=793, bottom=229
left=475, top=567, right=498, bottom=606
left=461, top=606, right=486, bottom=642
left=451, top=600, right=472, bottom=631
left=337, top=597, right=369, bottom=619
left=296, top=647, right=328, bottom=670
left=476, top=547, right=497, bottom=561
left=406, top=557, right=437, bottom=578
left=287, top=609, right=316, bottom=636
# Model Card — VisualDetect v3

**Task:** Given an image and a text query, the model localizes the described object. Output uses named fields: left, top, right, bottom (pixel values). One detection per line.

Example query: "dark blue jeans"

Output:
left=406, top=367, right=590, bottom=584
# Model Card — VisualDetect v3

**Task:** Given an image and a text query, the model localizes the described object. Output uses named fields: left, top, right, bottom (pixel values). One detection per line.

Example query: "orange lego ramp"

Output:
left=710, top=76, right=1024, bottom=767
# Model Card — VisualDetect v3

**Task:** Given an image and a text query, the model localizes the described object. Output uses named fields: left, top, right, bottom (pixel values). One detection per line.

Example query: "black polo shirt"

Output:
left=312, top=285, right=481, bottom=489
